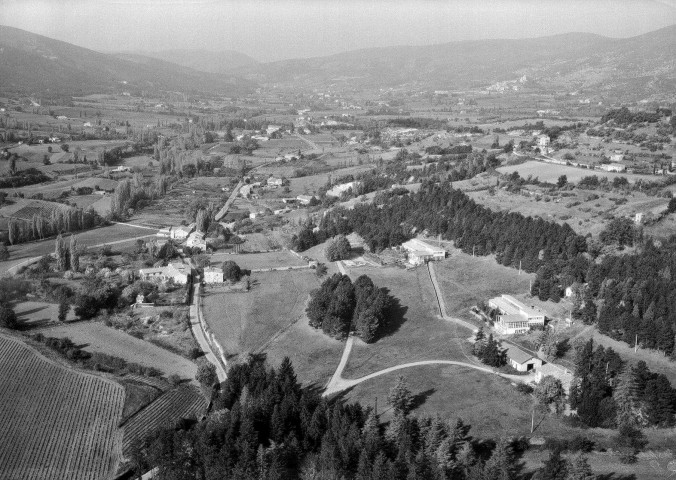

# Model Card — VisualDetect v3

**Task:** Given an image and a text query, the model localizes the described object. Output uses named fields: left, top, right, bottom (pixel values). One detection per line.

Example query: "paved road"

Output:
left=189, top=280, right=227, bottom=383
left=214, top=179, right=243, bottom=221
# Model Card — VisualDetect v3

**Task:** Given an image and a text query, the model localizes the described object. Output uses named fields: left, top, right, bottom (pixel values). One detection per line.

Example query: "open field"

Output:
left=15, top=300, right=77, bottom=327
left=435, top=249, right=534, bottom=321
left=34, top=322, right=198, bottom=380
left=0, top=332, right=124, bottom=480
left=122, top=384, right=207, bottom=458
left=202, top=267, right=343, bottom=385
left=209, top=250, right=306, bottom=270
left=497, top=160, right=662, bottom=184
left=341, top=265, right=479, bottom=379
left=202, top=269, right=319, bottom=357
left=343, top=364, right=578, bottom=439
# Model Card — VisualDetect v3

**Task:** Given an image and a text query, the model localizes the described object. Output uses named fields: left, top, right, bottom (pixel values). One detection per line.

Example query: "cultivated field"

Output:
left=468, top=185, right=669, bottom=237
left=0, top=333, right=124, bottom=480
left=122, top=384, right=207, bottom=458
left=497, top=160, right=661, bottom=184
left=34, top=322, right=198, bottom=380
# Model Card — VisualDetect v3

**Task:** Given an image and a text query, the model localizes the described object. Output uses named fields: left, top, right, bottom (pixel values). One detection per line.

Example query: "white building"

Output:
left=240, top=184, right=254, bottom=197
left=139, top=262, right=190, bottom=285
left=537, top=135, right=550, bottom=148
left=505, top=344, right=542, bottom=372
left=401, top=238, right=446, bottom=265
left=326, top=181, right=358, bottom=198
left=297, top=195, right=314, bottom=205
left=171, top=224, right=195, bottom=240
left=266, top=125, right=282, bottom=135
left=488, top=295, right=546, bottom=335
left=203, top=267, right=224, bottom=284
left=600, top=163, right=626, bottom=173
left=610, top=154, right=624, bottom=162
left=267, top=177, right=284, bottom=187
left=186, top=231, right=207, bottom=251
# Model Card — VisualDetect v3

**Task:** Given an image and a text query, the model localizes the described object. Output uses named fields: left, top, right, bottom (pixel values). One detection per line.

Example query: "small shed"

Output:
left=505, top=344, right=542, bottom=372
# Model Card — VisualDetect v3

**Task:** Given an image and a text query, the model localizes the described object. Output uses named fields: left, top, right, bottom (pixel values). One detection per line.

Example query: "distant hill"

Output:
left=0, top=25, right=254, bottom=96
left=125, top=49, right=259, bottom=74
left=241, top=26, right=676, bottom=98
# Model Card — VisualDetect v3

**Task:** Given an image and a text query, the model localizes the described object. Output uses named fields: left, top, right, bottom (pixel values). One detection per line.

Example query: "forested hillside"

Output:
left=297, top=181, right=676, bottom=356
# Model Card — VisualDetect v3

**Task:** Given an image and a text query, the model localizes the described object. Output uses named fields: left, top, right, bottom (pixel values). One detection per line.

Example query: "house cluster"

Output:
left=488, top=294, right=546, bottom=335
left=139, top=263, right=191, bottom=285
left=156, top=223, right=207, bottom=252
left=401, top=238, right=447, bottom=266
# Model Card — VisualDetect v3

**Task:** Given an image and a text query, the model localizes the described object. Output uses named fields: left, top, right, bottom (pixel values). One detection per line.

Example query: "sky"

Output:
left=0, top=0, right=675, bottom=62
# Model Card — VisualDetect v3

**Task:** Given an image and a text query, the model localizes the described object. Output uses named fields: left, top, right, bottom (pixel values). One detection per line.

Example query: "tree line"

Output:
left=570, top=339, right=676, bottom=434
left=7, top=206, right=103, bottom=245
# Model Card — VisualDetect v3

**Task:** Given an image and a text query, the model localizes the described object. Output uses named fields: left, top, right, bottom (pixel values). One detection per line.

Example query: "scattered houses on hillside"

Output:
left=488, top=294, right=546, bottom=335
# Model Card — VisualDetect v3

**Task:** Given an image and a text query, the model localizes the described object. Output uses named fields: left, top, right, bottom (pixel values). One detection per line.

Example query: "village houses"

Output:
left=139, top=263, right=191, bottom=285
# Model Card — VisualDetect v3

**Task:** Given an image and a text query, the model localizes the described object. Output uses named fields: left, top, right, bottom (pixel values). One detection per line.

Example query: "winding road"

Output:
left=322, top=261, right=530, bottom=397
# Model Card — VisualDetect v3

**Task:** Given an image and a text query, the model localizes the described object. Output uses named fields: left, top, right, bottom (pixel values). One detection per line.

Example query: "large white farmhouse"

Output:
left=488, top=295, right=546, bottom=334
left=401, top=238, right=446, bottom=265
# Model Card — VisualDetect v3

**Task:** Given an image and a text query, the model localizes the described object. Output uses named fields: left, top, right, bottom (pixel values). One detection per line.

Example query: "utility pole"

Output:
left=635, top=334, right=638, bottom=353
left=375, top=396, right=378, bottom=416
left=531, top=408, right=535, bottom=434
left=518, top=260, right=521, bottom=275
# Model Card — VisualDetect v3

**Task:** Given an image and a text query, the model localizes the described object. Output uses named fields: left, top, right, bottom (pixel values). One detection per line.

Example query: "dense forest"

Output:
left=570, top=340, right=676, bottom=429
left=128, top=355, right=603, bottom=480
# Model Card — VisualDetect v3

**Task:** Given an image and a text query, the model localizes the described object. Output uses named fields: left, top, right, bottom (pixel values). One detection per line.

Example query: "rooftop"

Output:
left=505, top=344, right=536, bottom=365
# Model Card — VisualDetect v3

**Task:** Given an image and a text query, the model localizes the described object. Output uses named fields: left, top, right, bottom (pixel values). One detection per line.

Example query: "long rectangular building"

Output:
left=488, top=294, right=546, bottom=334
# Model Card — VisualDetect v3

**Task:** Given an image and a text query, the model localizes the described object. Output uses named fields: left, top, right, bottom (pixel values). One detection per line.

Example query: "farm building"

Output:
left=267, top=176, right=284, bottom=187
left=600, top=163, right=626, bottom=172
left=240, top=184, right=254, bottom=197
left=186, top=231, right=207, bottom=251
left=401, top=238, right=446, bottom=265
left=139, top=262, right=191, bottom=284
left=537, top=135, right=550, bottom=148
left=489, top=295, right=546, bottom=335
left=203, top=267, right=224, bottom=284
left=296, top=195, right=314, bottom=205
left=171, top=224, right=195, bottom=240
left=504, top=344, right=542, bottom=372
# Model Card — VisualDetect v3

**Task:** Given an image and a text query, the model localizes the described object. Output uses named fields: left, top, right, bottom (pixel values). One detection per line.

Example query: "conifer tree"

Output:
left=69, top=235, right=79, bottom=272
left=55, top=234, right=68, bottom=271
left=566, top=454, right=595, bottom=480
left=387, top=376, right=414, bottom=415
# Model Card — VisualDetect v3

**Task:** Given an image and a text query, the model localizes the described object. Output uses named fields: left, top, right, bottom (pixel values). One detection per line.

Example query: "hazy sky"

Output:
left=1, top=0, right=675, bottom=62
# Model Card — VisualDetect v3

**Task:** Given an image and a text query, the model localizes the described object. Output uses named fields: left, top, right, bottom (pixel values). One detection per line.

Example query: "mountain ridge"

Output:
left=0, top=25, right=254, bottom=96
